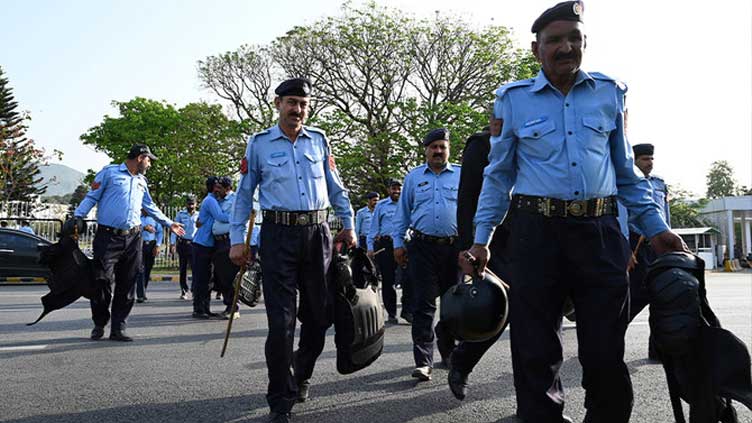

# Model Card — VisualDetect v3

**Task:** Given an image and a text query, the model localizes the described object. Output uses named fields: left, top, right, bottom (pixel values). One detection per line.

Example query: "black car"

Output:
left=0, top=228, right=52, bottom=279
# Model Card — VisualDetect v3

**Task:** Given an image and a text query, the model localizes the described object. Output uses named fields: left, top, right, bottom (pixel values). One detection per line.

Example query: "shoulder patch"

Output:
left=590, top=71, right=627, bottom=91
left=495, top=79, right=534, bottom=98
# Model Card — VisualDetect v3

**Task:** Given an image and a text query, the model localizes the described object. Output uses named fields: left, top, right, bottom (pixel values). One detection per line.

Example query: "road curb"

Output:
left=0, top=275, right=190, bottom=285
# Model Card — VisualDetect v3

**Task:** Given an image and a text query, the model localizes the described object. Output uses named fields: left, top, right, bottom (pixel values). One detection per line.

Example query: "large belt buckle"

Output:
left=537, top=198, right=552, bottom=217
left=567, top=200, right=586, bottom=217
left=297, top=213, right=309, bottom=225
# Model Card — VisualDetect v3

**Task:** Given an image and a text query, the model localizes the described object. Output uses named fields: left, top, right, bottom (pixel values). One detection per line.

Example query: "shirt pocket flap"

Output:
left=582, top=116, right=617, bottom=134
left=518, top=120, right=556, bottom=140
left=266, top=158, right=289, bottom=167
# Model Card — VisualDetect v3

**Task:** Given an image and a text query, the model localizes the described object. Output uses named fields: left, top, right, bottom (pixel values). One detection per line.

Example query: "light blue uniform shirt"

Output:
left=19, top=226, right=34, bottom=235
left=193, top=194, right=229, bottom=248
left=170, top=209, right=198, bottom=243
left=212, top=191, right=236, bottom=235
left=140, top=215, right=163, bottom=245
left=355, top=206, right=375, bottom=239
left=366, top=197, right=399, bottom=251
left=392, top=163, right=461, bottom=249
left=230, top=124, right=354, bottom=245
left=75, top=163, right=173, bottom=230
left=473, top=70, right=669, bottom=245
left=250, top=225, right=261, bottom=247
left=629, top=175, right=671, bottom=236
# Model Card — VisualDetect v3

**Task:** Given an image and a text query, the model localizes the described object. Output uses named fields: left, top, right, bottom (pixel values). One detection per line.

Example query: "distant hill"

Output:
left=37, top=163, right=85, bottom=197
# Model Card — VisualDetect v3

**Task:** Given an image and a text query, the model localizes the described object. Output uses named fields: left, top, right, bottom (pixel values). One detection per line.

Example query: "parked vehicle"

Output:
left=0, top=228, right=52, bottom=279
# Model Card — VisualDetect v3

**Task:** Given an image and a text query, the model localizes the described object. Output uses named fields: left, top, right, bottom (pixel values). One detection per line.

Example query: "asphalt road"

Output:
left=1, top=272, right=750, bottom=423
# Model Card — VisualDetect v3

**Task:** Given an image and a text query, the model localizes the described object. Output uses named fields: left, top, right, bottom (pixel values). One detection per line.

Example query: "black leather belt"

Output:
left=98, top=224, right=141, bottom=236
left=213, top=234, right=229, bottom=241
left=376, top=235, right=392, bottom=242
left=177, top=238, right=192, bottom=244
left=512, top=194, right=618, bottom=218
left=262, top=210, right=328, bottom=226
left=411, top=229, right=456, bottom=245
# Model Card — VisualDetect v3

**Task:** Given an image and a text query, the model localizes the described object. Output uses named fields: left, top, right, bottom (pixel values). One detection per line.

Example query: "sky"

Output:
left=2, top=0, right=750, bottom=197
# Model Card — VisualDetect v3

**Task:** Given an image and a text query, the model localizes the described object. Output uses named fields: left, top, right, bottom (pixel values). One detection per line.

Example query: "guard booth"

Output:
left=673, top=227, right=720, bottom=269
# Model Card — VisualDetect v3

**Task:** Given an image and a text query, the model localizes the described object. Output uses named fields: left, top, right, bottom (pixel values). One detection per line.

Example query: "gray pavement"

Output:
left=0, top=272, right=750, bottom=423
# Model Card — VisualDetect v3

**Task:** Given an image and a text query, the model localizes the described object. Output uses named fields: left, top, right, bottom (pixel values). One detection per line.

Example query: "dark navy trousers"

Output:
left=212, top=237, right=239, bottom=311
left=405, top=238, right=458, bottom=367
left=507, top=211, right=633, bottom=423
left=176, top=239, right=193, bottom=293
left=90, top=228, right=142, bottom=331
left=259, top=222, right=332, bottom=414
left=375, top=237, right=398, bottom=318
left=628, top=231, right=656, bottom=321
left=191, top=243, right=215, bottom=314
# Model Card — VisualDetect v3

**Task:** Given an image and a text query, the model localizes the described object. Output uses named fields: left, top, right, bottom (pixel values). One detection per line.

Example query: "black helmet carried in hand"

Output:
left=440, top=269, right=509, bottom=342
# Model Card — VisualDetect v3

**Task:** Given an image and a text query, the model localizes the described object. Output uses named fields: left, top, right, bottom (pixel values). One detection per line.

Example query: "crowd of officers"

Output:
left=69, top=2, right=688, bottom=422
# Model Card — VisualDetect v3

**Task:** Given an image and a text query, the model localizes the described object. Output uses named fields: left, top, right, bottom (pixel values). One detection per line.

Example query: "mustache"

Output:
left=433, top=153, right=444, bottom=158
left=554, top=51, right=577, bottom=61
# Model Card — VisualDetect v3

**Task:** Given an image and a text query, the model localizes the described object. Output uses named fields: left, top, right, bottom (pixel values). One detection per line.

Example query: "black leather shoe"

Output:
left=518, top=414, right=572, bottom=422
left=297, top=380, right=310, bottom=403
left=90, top=326, right=105, bottom=340
left=447, top=368, right=469, bottom=400
left=411, top=366, right=432, bottom=381
left=192, top=312, right=210, bottom=319
left=400, top=311, right=413, bottom=324
left=109, top=330, right=133, bottom=342
left=267, top=411, right=291, bottom=423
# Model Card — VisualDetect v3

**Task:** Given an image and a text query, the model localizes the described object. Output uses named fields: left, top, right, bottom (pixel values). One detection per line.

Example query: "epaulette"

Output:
left=495, top=79, right=534, bottom=98
left=590, top=72, right=627, bottom=91
left=305, top=126, right=331, bottom=149
left=249, top=128, right=270, bottom=143
left=650, top=174, right=666, bottom=183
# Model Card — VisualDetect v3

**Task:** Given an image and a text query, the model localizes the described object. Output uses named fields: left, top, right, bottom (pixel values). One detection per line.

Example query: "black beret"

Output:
left=633, top=143, right=654, bottom=157
left=388, top=179, right=402, bottom=187
left=366, top=191, right=379, bottom=199
left=531, top=1, right=584, bottom=33
left=128, top=143, right=157, bottom=160
left=423, top=128, right=450, bottom=146
left=185, top=196, right=196, bottom=204
left=274, top=78, right=312, bottom=97
left=218, top=176, right=233, bottom=188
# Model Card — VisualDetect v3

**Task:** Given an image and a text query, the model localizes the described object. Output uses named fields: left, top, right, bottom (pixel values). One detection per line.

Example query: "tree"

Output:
left=198, top=2, right=539, bottom=195
left=705, top=160, right=738, bottom=199
left=80, top=97, right=246, bottom=206
left=668, top=186, right=710, bottom=228
left=0, top=66, right=60, bottom=207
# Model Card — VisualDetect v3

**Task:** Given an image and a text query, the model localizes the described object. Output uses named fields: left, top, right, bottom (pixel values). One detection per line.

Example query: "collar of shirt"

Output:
left=268, top=124, right=313, bottom=142
left=530, top=69, right=595, bottom=94
left=421, top=162, right=456, bottom=175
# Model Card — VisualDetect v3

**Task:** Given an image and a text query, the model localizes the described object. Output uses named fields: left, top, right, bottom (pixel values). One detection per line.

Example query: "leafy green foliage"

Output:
left=0, top=66, right=61, bottom=205
left=705, top=160, right=738, bottom=199
left=668, top=186, right=711, bottom=228
left=198, top=2, right=539, bottom=206
left=80, top=97, right=246, bottom=206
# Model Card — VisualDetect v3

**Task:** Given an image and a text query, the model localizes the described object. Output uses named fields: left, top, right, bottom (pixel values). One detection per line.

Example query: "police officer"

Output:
left=136, top=208, right=163, bottom=303
left=73, top=144, right=184, bottom=342
left=392, top=128, right=461, bottom=382
left=212, top=176, right=240, bottom=319
left=171, top=196, right=198, bottom=299
left=191, top=176, right=230, bottom=319
left=366, top=180, right=402, bottom=324
left=628, top=143, right=671, bottom=360
left=355, top=192, right=379, bottom=248
left=465, top=3, right=687, bottom=422
left=229, top=78, right=355, bottom=423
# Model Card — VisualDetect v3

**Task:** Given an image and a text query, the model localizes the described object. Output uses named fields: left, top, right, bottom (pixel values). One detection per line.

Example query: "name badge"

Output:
left=417, top=181, right=429, bottom=187
left=271, top=151, right=286, bottom=158
left=523, top=116, right=548, bottom=128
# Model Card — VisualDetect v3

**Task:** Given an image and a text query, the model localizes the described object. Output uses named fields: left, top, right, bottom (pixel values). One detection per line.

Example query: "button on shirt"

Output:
left=392, top=163, right=461, bottom=249
left=355, top=206, right=375, bottom=238
left=141, top=215, right=163, bottom=245
left=213, top=191, right=236, bottom=235
left=170, top=209, right=198, bottom=243
left=366, top=198, right=399, bottom=251
left=193, top=194, right=230, bottom=248
left=75, top=163, right=173, bottom=230
left=473, top=70, right=668, bottom=245
left=230, top=124, right=354, bottom=245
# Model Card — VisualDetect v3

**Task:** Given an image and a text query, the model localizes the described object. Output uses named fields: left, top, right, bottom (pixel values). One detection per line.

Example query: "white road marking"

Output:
left=0, top=345, right=48, bottom=352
